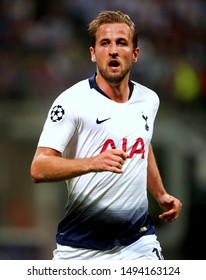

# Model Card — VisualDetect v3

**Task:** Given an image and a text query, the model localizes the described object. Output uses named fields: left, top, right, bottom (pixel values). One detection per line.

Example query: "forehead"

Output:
left=96, top=23, right=132, bottom=41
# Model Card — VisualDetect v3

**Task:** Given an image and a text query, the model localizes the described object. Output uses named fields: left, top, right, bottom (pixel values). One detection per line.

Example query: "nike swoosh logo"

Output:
left=96, top=117, right=111, bottom=124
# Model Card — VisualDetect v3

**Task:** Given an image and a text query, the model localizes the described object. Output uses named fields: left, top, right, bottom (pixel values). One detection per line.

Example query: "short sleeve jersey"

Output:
left=38, top=75, right=160, bottom=250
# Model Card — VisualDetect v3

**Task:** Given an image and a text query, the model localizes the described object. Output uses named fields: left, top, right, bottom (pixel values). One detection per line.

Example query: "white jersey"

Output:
left=38, top=74, right=160, bottom=250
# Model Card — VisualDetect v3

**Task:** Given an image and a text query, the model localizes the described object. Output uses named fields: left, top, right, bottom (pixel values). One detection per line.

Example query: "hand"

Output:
left=158, top=193, right=182, bottom=223
left=91, top=149, right=128, bottom=173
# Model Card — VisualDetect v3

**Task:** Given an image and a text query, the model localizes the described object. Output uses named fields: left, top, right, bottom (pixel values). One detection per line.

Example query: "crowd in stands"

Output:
left=0, top=0, right=205, bottom=106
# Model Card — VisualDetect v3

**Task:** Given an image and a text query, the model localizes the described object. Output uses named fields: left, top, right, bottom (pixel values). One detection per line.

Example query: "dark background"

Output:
left=0, top=0, right=206, bottom=260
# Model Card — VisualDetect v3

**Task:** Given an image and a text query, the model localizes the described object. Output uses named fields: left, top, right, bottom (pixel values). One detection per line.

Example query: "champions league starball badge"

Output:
left=50, top=105, right=65, bottom=122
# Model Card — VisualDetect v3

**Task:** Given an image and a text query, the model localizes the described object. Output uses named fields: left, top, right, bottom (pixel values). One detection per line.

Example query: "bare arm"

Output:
left=30, top=147, right=128, bottom=183
left=147, top=144, right=182, bottom=223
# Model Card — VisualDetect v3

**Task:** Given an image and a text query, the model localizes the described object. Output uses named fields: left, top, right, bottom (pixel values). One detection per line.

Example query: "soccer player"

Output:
left=30, top=11, right=182, bottom=260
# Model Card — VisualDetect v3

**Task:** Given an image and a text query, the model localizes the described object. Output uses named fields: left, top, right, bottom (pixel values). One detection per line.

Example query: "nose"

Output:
left=109, top=42, right=118, bottom=57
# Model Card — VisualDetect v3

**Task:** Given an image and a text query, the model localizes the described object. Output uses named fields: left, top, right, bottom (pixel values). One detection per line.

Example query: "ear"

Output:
left=90, top=47, right=96, bottom=62
left=132, top=47, right=140, bottom=63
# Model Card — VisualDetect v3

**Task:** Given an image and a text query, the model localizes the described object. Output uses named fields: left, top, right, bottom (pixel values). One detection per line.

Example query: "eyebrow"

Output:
left=99, top=37, right=128, bottom=43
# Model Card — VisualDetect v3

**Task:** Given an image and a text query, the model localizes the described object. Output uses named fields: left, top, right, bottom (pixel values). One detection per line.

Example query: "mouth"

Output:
left=108, top=60, right=120, bottom=68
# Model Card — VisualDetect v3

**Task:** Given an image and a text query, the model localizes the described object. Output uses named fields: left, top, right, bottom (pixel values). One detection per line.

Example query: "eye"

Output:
left=100, top=40, right=109, bottom=46
left=117, top=39, right=127, bottom=46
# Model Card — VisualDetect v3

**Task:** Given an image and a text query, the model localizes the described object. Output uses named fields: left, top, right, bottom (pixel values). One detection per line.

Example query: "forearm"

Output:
left=31, top=149, right=92, bottom=183
left=147, top=144, right=167, bottom=200
left=31, top=147, right=128, bottom=183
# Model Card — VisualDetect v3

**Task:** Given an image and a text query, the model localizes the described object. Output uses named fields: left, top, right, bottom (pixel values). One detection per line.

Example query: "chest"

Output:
left=76, top=96, right=154, bottom=148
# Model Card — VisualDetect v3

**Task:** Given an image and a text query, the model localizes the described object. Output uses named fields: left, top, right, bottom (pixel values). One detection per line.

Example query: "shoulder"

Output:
left=132, top=81, right=160, bottom=104
left=50, top=78, right=91, bottom=108
left=60, top=78, right=91, bottom=99
left=48, top=78, right=93, bottom=118
left=132, top=80, right=159, bottom=96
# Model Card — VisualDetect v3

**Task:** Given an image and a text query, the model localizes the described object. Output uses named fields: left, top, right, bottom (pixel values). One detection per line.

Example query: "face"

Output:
left=90, top=23, right=139, bottom=85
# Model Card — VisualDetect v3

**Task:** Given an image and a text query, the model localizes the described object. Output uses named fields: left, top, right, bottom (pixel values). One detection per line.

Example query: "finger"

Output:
left=112, top=149, right=128, bottom=160
left=159, top=211, right=178, bottom=223
left=110, top=165, right=124, bottom=174
left=114, top=159, right=125, bottom=170
left=121, top=152, right=129, bottom=160
left=110, top=157, right=125, bottom=173
left=112, top=154, right=126, bottom=166
left=159, top=214, right=173, bottom=223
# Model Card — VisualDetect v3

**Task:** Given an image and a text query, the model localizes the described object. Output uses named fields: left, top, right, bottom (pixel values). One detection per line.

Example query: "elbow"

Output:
left=30, top=163, right=45, bottom=183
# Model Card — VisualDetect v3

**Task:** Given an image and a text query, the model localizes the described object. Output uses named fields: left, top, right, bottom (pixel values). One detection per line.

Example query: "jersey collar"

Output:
left=89, top=73, right=135, bottom=100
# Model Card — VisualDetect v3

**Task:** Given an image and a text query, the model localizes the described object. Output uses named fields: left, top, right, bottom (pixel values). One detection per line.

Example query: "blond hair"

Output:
left=88, top=11, right=138, bottom=49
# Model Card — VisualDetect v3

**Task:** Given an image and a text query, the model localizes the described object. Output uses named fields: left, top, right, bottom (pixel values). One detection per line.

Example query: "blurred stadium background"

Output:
left=0, top=0, right=206, bottom=260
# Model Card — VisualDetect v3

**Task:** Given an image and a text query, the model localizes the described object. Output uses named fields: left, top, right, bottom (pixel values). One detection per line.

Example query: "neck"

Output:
left=95, top=74, right=130, bottom=103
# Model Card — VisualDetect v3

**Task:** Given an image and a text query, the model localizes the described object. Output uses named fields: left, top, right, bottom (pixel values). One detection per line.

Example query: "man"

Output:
left=31, top=11, right=182, bottom=260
